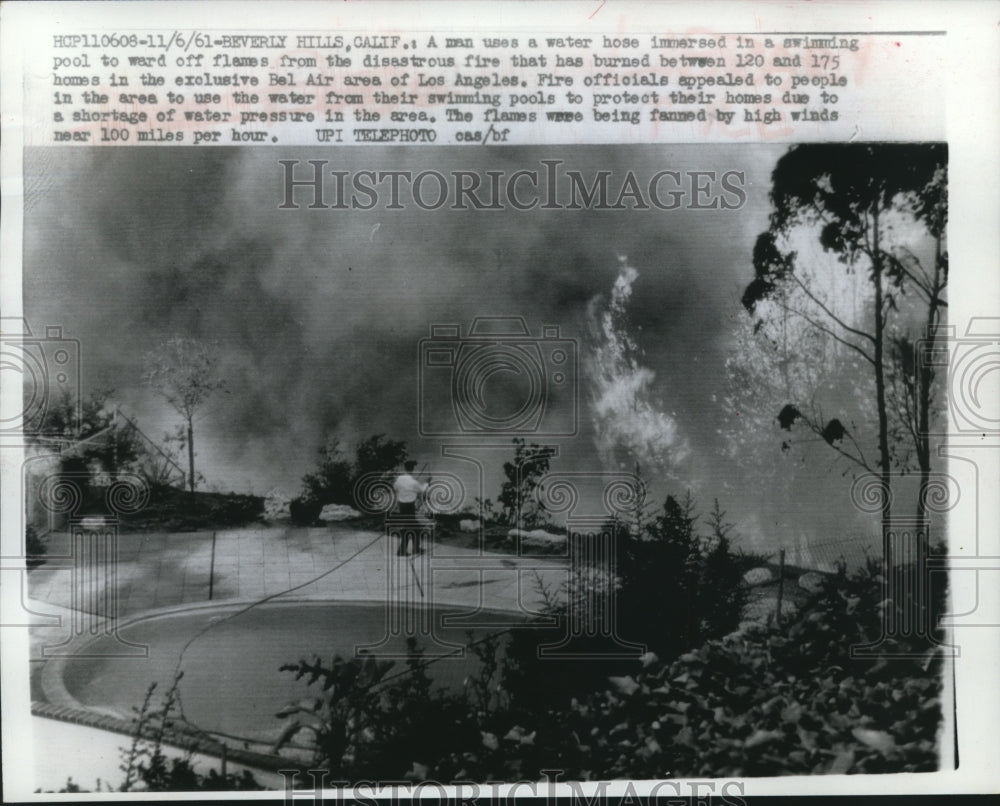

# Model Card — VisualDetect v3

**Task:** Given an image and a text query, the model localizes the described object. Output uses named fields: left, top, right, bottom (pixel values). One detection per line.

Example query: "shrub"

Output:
left=271, top=544, right=943, bottom=781
left=438, top=556, right=945, bottom=780
left=120, top=487, right=264, bottom=531
left=120, top=673, right=263, bottom=792
left=276, top=639, right=478, bottom=780
left=35, top=777, right=95, bottom=793
left=498, top=439, right=555, bottom=527
left=500, top=494, right=758, bottom=714
left=289, top=496, right=323, bottom=526
left=615, top=495, right=758, bottom=659
left=301, top=434, right=407, bottom=508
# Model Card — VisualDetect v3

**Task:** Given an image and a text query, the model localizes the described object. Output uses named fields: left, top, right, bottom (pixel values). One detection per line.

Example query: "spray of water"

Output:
left=586, top=256, right=689, bottom=475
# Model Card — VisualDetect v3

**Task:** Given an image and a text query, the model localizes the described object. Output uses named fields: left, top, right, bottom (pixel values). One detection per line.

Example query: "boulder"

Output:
left=528, top=528, right=565, bottom=543
left=319, top=503, right=362, bottom=522
left=507, top=527, right=567, bottom=546
left=742, top=566, right=774, bottom=586
left=459, top=519, right=480, bottom=532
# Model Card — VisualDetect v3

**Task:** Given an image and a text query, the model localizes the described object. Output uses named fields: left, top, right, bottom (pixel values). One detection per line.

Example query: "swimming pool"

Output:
left=54, top=600, right=514, bottom=743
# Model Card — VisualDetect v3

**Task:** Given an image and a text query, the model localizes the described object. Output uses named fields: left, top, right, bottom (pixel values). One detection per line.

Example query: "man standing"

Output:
left=393, top=460, right=430, bottom=556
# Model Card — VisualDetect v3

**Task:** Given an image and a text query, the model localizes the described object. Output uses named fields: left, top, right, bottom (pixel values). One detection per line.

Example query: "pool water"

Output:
left=60, top=602, right=509, bottom=742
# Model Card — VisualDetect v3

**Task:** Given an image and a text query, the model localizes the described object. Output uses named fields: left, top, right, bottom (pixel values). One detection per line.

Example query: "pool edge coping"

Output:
left=38, top=593, right=543, bottom=728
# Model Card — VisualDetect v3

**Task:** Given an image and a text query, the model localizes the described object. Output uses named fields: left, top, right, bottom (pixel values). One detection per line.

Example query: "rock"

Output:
left=263, top=488, right=291, bottom=520
left=608, top=675, right=640, bottom=696
left=743, top=566, right=774, bottom=586
left=798, top=571, right=826, bottom=594
left=744, top=728, right=783, bottom=749
left=851, top=727, right=896, bottom=755
left=319, top=503, right=362, bottom=522
left=503, top=725, right=536, bottom=745
left=506, top=527, right=567, bottom=546
left=459, top=519, right=480, bottom=532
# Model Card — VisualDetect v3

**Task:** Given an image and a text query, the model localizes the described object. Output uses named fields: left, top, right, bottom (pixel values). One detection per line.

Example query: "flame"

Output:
left=586, top=257, right=689, bottom=474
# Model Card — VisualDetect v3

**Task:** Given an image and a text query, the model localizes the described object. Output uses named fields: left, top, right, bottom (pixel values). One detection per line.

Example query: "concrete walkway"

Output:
left=26, top=524, right=569, bottom=661
left=26, top=710, right=288, bottom=794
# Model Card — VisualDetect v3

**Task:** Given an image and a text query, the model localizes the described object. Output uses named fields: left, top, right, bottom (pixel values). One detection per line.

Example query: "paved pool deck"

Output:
left=25, top=524, right=569, bottom=663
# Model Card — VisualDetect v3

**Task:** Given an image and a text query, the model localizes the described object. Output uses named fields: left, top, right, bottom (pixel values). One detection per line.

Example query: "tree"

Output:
left=29, top=388, right=143, bottom=523
left=300, top=439, right=355, bottom=506
left=501, top=489, right=756, bottom=717
left=352, top=433, right=408, bottom=481
left=885, top=162, right=948, bottom=522
left=721, top=295, right=851, bottom=554
left=742, top=144, right=948, bottom=535
left=30, top=387, right=141, bottom=475
left=497, top=438, right=555, bottom=527
left=143, top=337, right=225, bottom=504
left=299, top=433, right=408, bottom=510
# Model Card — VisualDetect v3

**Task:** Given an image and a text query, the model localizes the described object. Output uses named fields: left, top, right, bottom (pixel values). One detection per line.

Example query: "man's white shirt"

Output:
left=393, top=473, right=427, bottom=504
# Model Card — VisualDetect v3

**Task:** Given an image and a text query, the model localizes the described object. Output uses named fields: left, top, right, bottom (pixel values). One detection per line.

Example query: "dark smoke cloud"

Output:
left=26, top=144, right=831, bottom=539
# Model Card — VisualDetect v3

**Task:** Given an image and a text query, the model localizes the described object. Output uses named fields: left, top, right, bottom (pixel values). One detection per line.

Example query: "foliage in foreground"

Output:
left=489, top=568, right=943, bottom=779
left=279, top=555, right=944, bottom=781
left=119, top=674, right=263, bottom=792
left=500, top=494, right=760, bottom=711
left=277, top=638, right=490, bottom=780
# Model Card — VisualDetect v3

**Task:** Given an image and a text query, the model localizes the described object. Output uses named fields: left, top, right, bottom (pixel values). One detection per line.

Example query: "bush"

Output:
left=500, top=494, right=758, bottom=714
left=120, top=673, right=263, bottom=792
left=497, top=439, right=556, bottom=527
left=117, top=486, right=263, bottom=531
left=615, top=496, right=758, bottom=659
left=301, top=434, right=407, bottom=508
left=277, top=639, right=479, bottom=780
left=289, top=496, right=323, bottom=526
left=555, top=557, right=943, bottom=778
left=435, top=556, right=944, bottom=780
left=271, top=538, right=943, bottom=781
